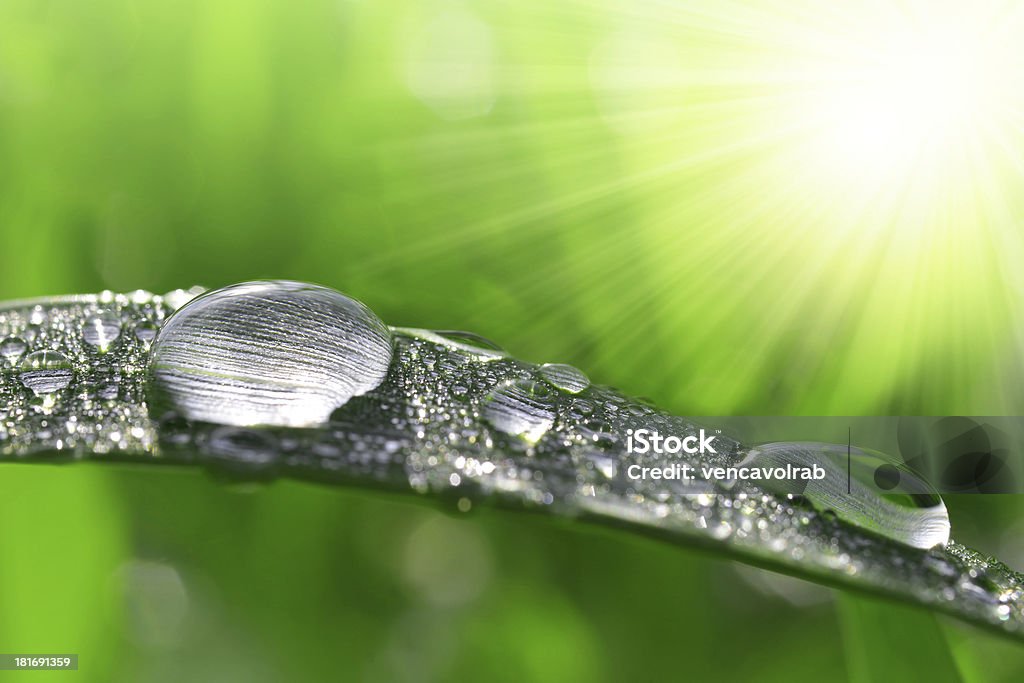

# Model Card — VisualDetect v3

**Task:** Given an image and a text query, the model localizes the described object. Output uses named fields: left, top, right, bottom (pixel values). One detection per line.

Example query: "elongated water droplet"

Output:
left=743, top=442, right=950, bottom=549
left=0, top=336, right=28, bottom=366
left=148, top=281, right=394, bottom=428
left=18, top=350, right=74, bottom=394
left=540, top=363, right=590, bottom=394
left=391, top=327, right=506, bottom=359
left=482, top=378, right=555, bottom=443
left=83, top=312, right=122, bottom=352
left=432, top=330, right=504, bottom=352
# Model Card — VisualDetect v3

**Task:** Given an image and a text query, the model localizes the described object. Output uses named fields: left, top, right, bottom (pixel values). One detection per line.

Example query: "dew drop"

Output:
left=18, top=350, right=74, bottom=394
left=482, top=377, right=555, bottom=443
left=742, top=442, right=950, bottom=549
left=134, top=320, right=158, bottom=344
left=539, top=363, right=590, bottom=394
left=162, top=287, right=205, bottom=311
left=392, top=327, right=506, bottom=359
left=583, top=451, right=616, bottom=479
left=148, top=280, right=394, bottom=428
left=0, top=336, right=28, bottom=366
left=432, top=330, right=504, bottom=352
left=83, top=312, right=122, bottom=352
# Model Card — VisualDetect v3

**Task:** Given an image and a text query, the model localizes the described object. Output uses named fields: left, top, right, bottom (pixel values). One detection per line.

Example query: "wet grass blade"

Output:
left=1, top=289, right=1022, bottom=641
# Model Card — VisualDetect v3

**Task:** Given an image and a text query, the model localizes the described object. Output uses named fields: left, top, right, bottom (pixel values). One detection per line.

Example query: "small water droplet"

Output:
left=583, top=451, right=616, bottom=479
left=0, top=336, right=28, bottom=366
left=539, top=363, right=590, bottom=394
left=710, top=521, right=733, bottom=539
left=83, top=312, right=122, bottom=352
left=18, top=350, right=74, bottom=395
left=148, top=281, right=394, bottom=428
left=162, top=287, right=205, bottom=311
left=482, top=377, right=555, bottom=443
left=28, top=306, right=46, bottom=325
left=577, top=418, right=618, bottom=450
left=131, top=289, right=154, bottom=305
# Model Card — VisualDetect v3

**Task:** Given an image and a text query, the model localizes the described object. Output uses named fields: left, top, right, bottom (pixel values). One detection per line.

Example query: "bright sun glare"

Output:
left=793, top=9, right=1021, bottom=188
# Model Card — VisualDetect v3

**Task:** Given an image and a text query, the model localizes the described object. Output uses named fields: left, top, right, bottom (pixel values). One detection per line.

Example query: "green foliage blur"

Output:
left=1, top=1, right=1022, bottom=681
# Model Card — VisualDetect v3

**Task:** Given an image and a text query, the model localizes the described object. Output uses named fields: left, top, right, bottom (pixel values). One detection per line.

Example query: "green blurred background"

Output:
left=2, top=0, right=1024, bottom=680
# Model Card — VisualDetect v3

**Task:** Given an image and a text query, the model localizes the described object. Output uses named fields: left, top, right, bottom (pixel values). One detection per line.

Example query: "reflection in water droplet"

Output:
left=540, top=363, right=590, bottom=394
left=18, top=350, right=74, bottom=394
left=873, top=463, right=901, bottom=491
left=148, top=281, right=394, bottom=428
left=482, top=378, right=555, bottom=443
left=204, top=426, right=278, bottom=468
left=743, top=442, right=950, bottom=549
left=83, top=312, right=122, bottom=352
left=0, top=336, right=28, bottom=366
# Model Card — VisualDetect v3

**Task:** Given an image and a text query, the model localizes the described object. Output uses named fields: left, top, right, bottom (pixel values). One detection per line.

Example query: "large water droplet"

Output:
left=0, top=336, right=28, bottom=366
left=539, top=363, right=590, bottom=394
left=83, top=312, right=122, bottom=352
left=147, top=281, right=393, bottom=428
left=482, top=378, right=555, bottom=443
left=742, top=442, right=950, bottom=549
left=18, top=350, right=74, bottom=394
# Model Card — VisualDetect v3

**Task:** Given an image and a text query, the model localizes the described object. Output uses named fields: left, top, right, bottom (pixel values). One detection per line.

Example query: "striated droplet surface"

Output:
left=539, top=362, right=590, bottom=394
left=147, top=281, right=394, bottom=428
left=482, top=377, right=555, bottom=443
left=743, top=442, right=950, bottom=549
left=83, top=312, right=123, bottom=352
left=18, top=350, right=74, bottom=394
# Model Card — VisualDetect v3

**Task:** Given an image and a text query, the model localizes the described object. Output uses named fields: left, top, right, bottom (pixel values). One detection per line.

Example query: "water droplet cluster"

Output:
left=0, top=287, right=203, bottom=456
left=1, top=281, right=1022, bottom=637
